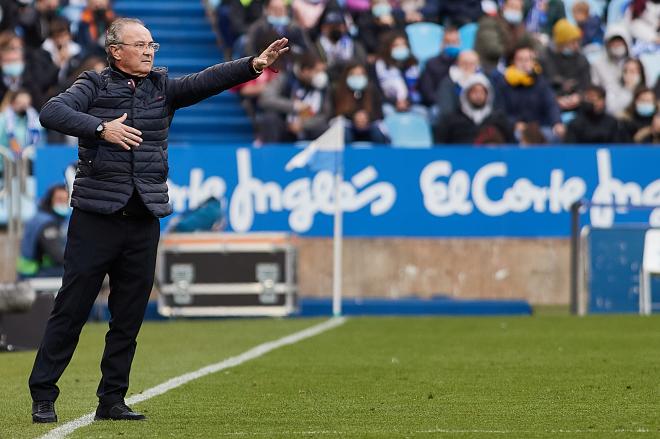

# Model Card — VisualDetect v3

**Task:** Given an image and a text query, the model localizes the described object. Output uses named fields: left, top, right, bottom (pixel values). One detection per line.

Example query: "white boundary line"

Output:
left=39, top=317, right=347, bottom=439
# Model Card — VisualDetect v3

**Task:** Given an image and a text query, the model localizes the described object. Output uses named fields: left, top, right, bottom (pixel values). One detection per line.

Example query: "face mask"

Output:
left=636, top=102, right=656, bottom=117
left=502, top=9, right=523, bottom=24
left=372, top=3, right=392, bottom=17
left=444, top=46, right=460, bottom=58
left=15, top=109, right=27, bottom=117
left=3, top=61, right=25, bottom=78
left=391, top=46, right=410, bottom=62
left=53, top=204, right=71, bottom=217
left=329, top=28, right=344, bottom=42
left=582, top=101, right=601, bottom=116
left=267, top=15, right=290, bottom=27
left=561, top=48, right=575, bottom=56
left=311, top=71, right=328, bottom=89
left=608, top=45, right=627, bottom=59
left=346, top=74, right=368, bottom=91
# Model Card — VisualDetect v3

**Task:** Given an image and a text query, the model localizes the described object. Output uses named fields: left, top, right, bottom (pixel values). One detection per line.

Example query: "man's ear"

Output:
left=108, top=46, right=121, bottom=63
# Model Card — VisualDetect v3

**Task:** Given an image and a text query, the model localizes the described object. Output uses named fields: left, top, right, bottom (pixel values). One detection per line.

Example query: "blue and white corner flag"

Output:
left=285, top=118, right=345, bottom=173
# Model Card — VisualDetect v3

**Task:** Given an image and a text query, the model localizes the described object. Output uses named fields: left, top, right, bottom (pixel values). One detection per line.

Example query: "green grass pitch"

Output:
left=2, top=314, right=660, bottom=438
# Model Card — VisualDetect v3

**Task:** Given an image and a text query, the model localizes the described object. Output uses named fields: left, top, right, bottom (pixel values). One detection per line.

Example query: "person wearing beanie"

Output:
left=539, top=18, right=591, bottom=117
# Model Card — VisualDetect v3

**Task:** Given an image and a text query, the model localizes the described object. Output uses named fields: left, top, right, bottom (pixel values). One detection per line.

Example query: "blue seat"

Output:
left=406, top=22, right=443, bottom=68
left=458, top=22, right=478, bottom=51
left=384, top=112, right=433, bottom=148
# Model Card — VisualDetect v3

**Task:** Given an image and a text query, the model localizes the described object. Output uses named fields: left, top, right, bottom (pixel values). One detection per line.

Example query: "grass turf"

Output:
left=2, top=315, right=660, bottom=438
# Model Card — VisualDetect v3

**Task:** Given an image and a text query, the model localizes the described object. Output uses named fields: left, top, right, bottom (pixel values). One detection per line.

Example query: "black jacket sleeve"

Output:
left=167, top=57, right=260, bottom=110
left=39, top=71, right=103, bottom=139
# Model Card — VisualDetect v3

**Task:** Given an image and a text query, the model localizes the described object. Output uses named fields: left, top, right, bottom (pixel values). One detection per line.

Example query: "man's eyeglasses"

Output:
left=114, top=42, right=160, bottom=52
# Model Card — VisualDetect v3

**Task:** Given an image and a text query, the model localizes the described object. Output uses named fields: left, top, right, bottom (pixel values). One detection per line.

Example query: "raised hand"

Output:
left=101, top=113, right=143, bottom=151
left=252, top=38, right=290, bottom=73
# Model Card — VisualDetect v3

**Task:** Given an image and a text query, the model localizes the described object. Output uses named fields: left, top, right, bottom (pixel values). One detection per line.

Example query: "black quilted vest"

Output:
left=73, top=67, right=172, bottom=217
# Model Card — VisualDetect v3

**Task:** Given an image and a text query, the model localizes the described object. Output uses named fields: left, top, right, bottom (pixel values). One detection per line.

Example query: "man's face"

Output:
left=89, top=0, right=110, bottom=10
left=110, top=23, right=155, bottom=77
left=457, top=51, right=479, bottom=75
left=52, top=188, right=69, bottom=208
left=267, top=0, right=288, bottom=17
left=36, top=0, right=59, bottom=13
left=513, top=48, right=535, bottom=73
left=53, top=30, right=71, bottom=49
left=1, top=38, right=24, bottom=66
left=467, top=84, right=487, bottom=108
left=12, top=93, right=31, bottom=114
left=584, top=90, right=604, bottom=114
left=298, top=62, right=325, bottom=83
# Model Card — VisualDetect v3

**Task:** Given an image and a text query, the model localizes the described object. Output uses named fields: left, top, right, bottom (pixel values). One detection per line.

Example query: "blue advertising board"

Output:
left=34, top=145, right=660, bottom=237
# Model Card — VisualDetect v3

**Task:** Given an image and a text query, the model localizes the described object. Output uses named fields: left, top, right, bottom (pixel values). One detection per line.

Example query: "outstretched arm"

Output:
left=168, top=38, right=289, bottom=110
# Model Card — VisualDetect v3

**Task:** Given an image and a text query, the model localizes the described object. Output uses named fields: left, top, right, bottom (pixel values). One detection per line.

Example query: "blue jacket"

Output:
left=39, top=58, right=259, bottom=218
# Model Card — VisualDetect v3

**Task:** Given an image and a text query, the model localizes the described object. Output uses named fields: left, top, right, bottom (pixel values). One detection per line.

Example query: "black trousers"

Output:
left=28, top=208, right=160, bottom=406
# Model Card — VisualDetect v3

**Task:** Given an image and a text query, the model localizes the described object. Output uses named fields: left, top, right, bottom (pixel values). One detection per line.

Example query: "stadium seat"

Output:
left=639, top=52, right=660, bottom=88
left=383, top=112, right=433, bottom=148
left=458, top=22, right=478, bottom=51
left=406, top=22, right=444, bottom=68
left=606, top=0, right=631, bottom=24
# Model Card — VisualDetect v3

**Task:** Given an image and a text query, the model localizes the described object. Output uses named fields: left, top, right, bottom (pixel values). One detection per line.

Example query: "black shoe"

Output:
left=32, top=400, right=57, bottom=423
left=94, top=402, right=146, bottom=421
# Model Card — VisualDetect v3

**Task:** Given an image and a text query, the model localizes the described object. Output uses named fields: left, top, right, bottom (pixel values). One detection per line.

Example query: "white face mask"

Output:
left=609, top=45, right=627, bottom=59
left=311, top=71, right=328, bottom=89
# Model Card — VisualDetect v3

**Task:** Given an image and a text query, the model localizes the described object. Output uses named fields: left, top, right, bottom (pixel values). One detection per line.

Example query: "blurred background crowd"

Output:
left=0, top=0, right=658, bottom=149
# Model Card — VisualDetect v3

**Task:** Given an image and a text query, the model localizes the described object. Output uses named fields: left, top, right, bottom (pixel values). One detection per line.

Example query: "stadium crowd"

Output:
left=0, top=0, right=657, bottom=148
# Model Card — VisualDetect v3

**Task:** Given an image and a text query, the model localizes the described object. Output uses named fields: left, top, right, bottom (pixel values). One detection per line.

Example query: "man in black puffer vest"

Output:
left=28, top=17, right=289, bottom=424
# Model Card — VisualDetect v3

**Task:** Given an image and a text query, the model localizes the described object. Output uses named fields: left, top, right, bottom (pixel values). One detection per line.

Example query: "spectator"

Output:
left=635, top=112, right=660, bottom=144
left=399, top=0, right=424, bottom=24
left=0, top=89, right=44, bottom=152
left=492, top=43, right=564, bottom=141
left=607, top=58, right=647, bottom=116
left=0, top=32, right=58, bottom=110
left=332, top=62, right=388, bottom=143
left=475, top=0, right=536, bottom=74
left=564, top=85, right=623, bottom=144
left=15, top=0, right=62, bottom=49
left=372, top=31, right=425, bottom=117
left=315, top=11, right=367, bottom=80
left=17, top=184, right=69, bottom=279
left=216, top=0, right=264, bottom=59
left=571, top=1, right=603, bottom=47
left=523, top=0, right=566, bottom=41
left=424, top=0, right=482, bottom=26
left=292, top=0, right=327, bottom=31
left=540, top=18, right=591, bottom=116
left=590, top=24, right=631, bottom=112
left=0, top=0, right=18, bottom=33
left=627, top=0, right=659, bottom=45
left=355, top=0, right=406, bottom=56
left=519, top=121, right=546, bottom=145
left=419, top=26, right=460, bottom=106
left=76, top=0, right=116, bottom=56
left=436, top=49, right=480, bottom=118
left=434, top=73, right=514, bottom=144
left=42, top=17, right=83, bottom=83
left=244, top=0, right=311, bottom=57
left=257, top=54, right=331, bottom=142
left=619, top=87, right=657, bottom=142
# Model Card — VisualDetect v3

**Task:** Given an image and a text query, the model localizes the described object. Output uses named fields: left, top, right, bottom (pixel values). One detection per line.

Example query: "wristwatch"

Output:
left=95, top=122, right=106, bottom=139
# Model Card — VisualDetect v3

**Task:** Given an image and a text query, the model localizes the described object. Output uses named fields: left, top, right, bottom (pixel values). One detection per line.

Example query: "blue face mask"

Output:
left=346, top=74, right=368, bottom=91
left=391, top=46, right=410, bottom=62
left=443, top=46, right=460, bottom=58
left=267, top=15, right=290, bottom=27
left=502, top=9, right=523, bottom=24
left=561, top=48, right=575, bottom=56
left=372, top=3, right=392, bottom=17
left=636, top=102, right=656, bottom=117
left=53, top=204, right=71, bottom=218
left=3, top=61, right=25, bottom=78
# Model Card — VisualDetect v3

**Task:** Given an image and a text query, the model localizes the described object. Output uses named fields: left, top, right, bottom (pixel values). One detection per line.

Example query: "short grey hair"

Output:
left=105, top=17, right=146, bottom=62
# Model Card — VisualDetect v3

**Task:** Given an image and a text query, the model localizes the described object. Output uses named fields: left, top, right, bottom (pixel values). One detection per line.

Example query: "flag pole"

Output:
left=332, top=166, right=343, bottom=317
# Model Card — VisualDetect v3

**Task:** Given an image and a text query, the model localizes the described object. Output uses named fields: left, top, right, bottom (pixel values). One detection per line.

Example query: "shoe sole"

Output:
left=94, top=415, right=146, bottom=421
left=32, top=417, right=57, bottom=423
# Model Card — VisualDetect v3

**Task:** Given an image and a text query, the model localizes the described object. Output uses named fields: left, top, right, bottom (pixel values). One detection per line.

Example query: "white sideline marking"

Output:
left=212, top=428, right=653, bottom=436
left=39, top=317, right=347, bottom=439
